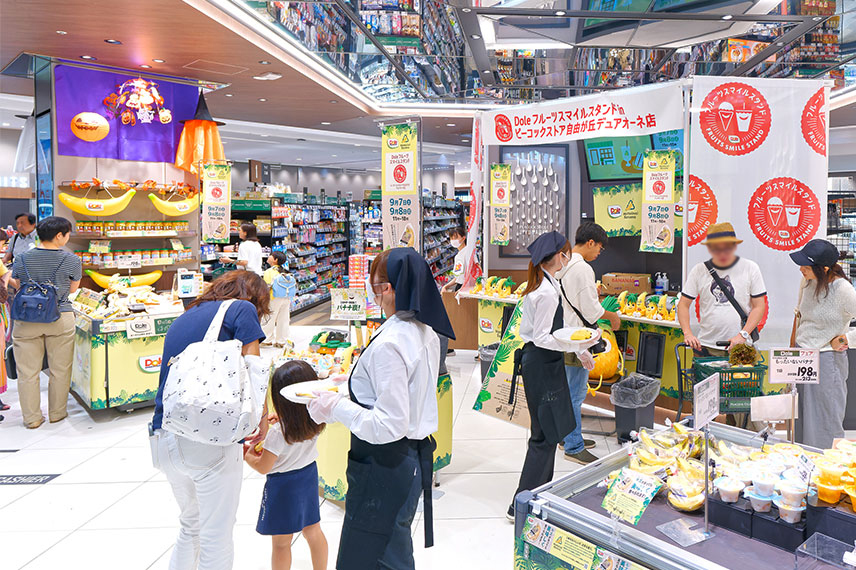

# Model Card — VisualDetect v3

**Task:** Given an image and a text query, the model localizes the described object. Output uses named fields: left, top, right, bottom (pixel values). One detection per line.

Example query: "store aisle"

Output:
left=1, top=325, right=618, bottom=570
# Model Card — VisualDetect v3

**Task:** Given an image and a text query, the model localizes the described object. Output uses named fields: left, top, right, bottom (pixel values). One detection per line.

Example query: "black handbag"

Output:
left=704, top=260, right=760, bottom=342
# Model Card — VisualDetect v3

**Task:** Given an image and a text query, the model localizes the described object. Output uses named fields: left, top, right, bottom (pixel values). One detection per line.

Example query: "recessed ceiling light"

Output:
left=225, top=93, right=233, bottom=97
left=152, top=58, right=165, bottom=63
left=253, top=72, right=282, bottom=81
left=321, top=121, right=331, bottom=125
left=222, top=141, right=228, bottom=144
left=296, top=158, right=302, bottom=161
left=330, top=100, right=338, bottom=104
left=140, top=64, right=152, bottom=69
left=446, top=123, right=456, bottom=126
left=721, top=14, right=733, bottom=20
left=555, top=10, right=566, bottom=15
left=462, top=7, right=471, bottom=12
left=258, top=98, right=267, bottom=102
left=56, top=30, right=67, bottom=35
left=483, top=69, right=491, bottom=73
left=471, top=34, right=481, bottom=40
left=354, top=144, right=361, bottom=147
left=80, top=55, right=96, bottom=60
left=776, top=42, right=784, bottom=46
left=332, top=154, right=337, bottom=157
left=813, top=16, right=822, bottom=21
left=259, top=60, right=271, bottom=65
left=104, top=39, right=122, bottom=44
left=1, top=123, right=9, bottom=127
left=260, top=134, right=269, bottom=137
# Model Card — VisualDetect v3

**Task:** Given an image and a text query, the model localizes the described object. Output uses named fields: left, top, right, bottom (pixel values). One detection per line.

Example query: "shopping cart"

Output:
left=674, top=342, right=767, bottom=426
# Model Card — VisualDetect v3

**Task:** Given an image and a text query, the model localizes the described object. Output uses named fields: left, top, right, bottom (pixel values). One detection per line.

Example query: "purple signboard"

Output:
left=54, top=64, right=198, bottom=163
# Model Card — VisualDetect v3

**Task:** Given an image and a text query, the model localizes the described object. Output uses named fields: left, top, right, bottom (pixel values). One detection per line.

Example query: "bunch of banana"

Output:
left=629, top=456, right=675, bottom=480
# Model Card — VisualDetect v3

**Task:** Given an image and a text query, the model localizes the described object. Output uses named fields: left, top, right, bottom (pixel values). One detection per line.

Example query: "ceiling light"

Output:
left=446, top=123, right=456, bottom=126
left=555, top=10, right=566, bottom=16
left=330, top=100, right=338, bottom=104
left=332, top=154, right=337, bottom=157
left=471, top=34, right=481, bottom=40
left=2, top=123, right=9, bottom=127
left=462, top=7, right=471, bottom=12
left=222, top=141, right=228, bottom=144
left=296, top=158, right=302, bottom=161
left=776, top=42, right=784, bottom=46
left=140, top=64, right=152, bottom=69
left=56, top=30, right=67, bottom=35
left=354, top=144, right=361, bottom=147
left=321, top=121, right=331, bottom=125
left=721, top=14, right=733, bottom=20
left=483, top=69, right=491, bottom=73
left=80, top=55, right=96, bottom=60
left=253, top=72, right=282, bottom=81
left=104, top=39, right=122, bottom=45
left=260, top=134, right=269, bottom=137
left=813, top=16, right=822, bottom=21
left=259, top=60, right=271, bottom=65
left=152, top=58, right=165, bottom=63
left=259, top=98, right=267, bottom=102
left=225, top=93, right=233, bottom=97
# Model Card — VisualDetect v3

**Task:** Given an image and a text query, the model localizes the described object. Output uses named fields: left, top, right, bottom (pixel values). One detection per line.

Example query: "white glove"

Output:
left=328, top=374, right=349, bottom=386
left=307, top=390, right=345, bottom=424
left=577, top=350, right=595, bottom=371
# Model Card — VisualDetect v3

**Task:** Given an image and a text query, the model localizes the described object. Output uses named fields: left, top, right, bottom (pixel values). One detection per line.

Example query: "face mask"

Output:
left=365, top=277, right=377, bottom=306
left=451, top=238, right=463, bottom=248
left=554, top=252, right=572, bottom=278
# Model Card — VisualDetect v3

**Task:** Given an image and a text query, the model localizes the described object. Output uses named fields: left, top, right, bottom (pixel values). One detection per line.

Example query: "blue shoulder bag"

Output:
left=11, top=256, right=63, bottom=323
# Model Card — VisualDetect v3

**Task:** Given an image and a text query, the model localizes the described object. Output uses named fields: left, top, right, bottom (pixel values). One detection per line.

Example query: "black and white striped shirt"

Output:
left=12, top=248, right=82, bottom=312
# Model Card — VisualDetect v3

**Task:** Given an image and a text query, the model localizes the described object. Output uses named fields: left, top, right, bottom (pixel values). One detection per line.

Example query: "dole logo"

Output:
left=608, top=205, right=622, bottom=218
left=648, top=159, right=658, bottom=168
left=387, top=138, right=400, bottom=149
left=86, top=201, right=105, bottom=211
left=175, top=203, right=191, bottom=212
left=479, top=318, right=494, bottom=333
left=139, top=355, right=162, bottom=373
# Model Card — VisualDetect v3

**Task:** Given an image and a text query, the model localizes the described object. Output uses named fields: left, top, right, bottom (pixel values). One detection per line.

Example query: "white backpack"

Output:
left=161, top=300, right=270, bottom=445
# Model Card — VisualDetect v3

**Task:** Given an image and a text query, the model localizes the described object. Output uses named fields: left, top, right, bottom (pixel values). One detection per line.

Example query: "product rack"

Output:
left=422, top=195, right=461, bottom=285
left=827, top=176, right=856, bottom=283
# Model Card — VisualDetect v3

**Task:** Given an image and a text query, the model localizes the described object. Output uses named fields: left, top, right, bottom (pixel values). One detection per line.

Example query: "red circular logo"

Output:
left=496, top=187, right=505, bottom=200
left=653, top=180, right=665, bottom=196
left=393, top=164, right=407, bottom=184
left=747, top=177, right=820, bottom=251
left=211, top=187, right=222, bottom=199
left=687, top=175, right=718, bottom=246
left=494, top=114, right=512, bottom=143
left=801, top=87, right=826, bottom=157
left=699, top=82, right=771, bottom=156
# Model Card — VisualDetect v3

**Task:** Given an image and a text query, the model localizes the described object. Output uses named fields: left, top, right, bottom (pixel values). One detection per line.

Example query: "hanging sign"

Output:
left=593, top=183, right=642, bottom=237
left=602, top=467, right=663, bottom=525
left=462, top=114, right=484, bottom=288
left=330, top=288, right=367, bottom=321
left=490, top=163, right=511, bottom=246
left=381, top=122, right=420, bottom=251
left=201, top=163, right=231, bottom=243
left=640, top=150, right=676, bottom=253
left=769, top=348, right=820, bottom=384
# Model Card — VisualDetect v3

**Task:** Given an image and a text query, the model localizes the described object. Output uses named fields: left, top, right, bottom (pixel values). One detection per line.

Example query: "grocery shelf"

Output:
left=72, top=231, right=197, bottom=239
left=82, top=258, right=198, bottom=270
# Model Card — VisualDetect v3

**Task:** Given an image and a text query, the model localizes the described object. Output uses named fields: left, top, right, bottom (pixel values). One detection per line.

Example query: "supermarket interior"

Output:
left=5, top=0, right=856, bottom=569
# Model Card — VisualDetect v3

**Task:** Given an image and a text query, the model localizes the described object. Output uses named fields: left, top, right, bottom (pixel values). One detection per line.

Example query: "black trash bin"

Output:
left=479, top=343, right=500, bottom=381
left=610, top=373, right=661, bottom=444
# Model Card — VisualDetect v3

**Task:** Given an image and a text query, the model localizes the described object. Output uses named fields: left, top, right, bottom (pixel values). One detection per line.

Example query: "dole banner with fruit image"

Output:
left=54, top=65, right=197, bottom=162
left=688, top=77, right=828, bottom=348
left=640, top=150, right=677, bottom=253
left=201, top=164, right=231, bottom=244
left=381, top=122, right=420, bottom=251
left=489, top=163, right=511, bottom=246
left=481, top=81, right=683, bottom=146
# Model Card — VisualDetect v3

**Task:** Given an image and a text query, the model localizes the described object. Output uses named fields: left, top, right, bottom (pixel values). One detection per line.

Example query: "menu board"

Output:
left=583, top=135, right=651, bottom=181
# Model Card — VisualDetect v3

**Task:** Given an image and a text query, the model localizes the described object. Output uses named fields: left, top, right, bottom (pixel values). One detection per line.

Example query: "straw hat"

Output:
left=701, top=222, right=743, bottom=245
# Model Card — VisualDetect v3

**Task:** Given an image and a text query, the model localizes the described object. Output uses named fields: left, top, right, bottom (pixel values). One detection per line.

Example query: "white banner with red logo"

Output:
left=640, top=150, right=677, bottom=253
left=462, top=114, right=484, bottom=289
left=481, top=82, right=684, bottom=146
left=688, top=77, right=829, bottom=348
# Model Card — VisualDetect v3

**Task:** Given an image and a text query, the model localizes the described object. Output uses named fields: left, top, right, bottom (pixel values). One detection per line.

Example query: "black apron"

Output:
left=337, top=329, right=436, bottom=570
left=509, top=295, right=575, bottom=445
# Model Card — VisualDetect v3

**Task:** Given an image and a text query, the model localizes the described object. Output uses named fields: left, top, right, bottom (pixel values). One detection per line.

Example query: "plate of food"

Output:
left=281, top=379, right=343, bottom=405
left=552, top=327, right=602, bottom=351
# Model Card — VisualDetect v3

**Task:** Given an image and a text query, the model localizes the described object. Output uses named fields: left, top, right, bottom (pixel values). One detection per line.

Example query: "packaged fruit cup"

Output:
left=773, top=498, right=806, bottom=524
left=819, top=463, right=847, bottom=486
left=778, top=482, right=808, bottom=507
left=744, top=486, right=774, bottom=512
left=714, top=476, right=745, bottom=503
left=753, top=475, right=779, bottom=498
left=843, top=485, right=856, bottom=513
left=817, top=480, right=843, bottom=504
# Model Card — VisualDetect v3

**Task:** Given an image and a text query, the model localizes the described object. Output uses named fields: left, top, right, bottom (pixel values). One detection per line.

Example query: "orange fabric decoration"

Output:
left=175, top=119, right=224, bottom=174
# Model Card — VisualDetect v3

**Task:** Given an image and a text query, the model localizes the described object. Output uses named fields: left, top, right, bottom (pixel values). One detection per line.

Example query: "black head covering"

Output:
left=527, top=231, right=567, bottom=266
left=789, top=239, right=840, bottom=267
left=383, top=247, right=455, bottom=340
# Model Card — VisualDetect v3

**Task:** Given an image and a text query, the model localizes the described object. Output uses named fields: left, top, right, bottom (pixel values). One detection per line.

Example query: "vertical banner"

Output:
left=640, top=150, right=676, bottom=253
left=462, top=114, right=484, bottom=288
left=381, top=121, right=420, bottom=251
left=489, top=163, right=511, bottom=246
left=688, top=78, right=828, bottom=348
left=201, top=163, right=231, bottom=243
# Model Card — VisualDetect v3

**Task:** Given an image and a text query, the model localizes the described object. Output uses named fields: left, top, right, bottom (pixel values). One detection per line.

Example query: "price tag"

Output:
left=795, top=452, right=816, bottom=485
left=769, top=348, right=820, bottom=384
left=693, top=372, right=720, bottom=429
left=116, top=253, right=142, bottom=269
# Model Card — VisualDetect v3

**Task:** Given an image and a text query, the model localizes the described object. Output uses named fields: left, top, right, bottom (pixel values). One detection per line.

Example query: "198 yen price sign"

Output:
left=769, top=348, right=820, bottom=384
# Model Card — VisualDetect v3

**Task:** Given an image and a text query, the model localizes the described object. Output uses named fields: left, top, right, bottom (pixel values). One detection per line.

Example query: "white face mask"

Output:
left=450, top=238, right=463, bottom=248
left=554, top=252, right=572, bottom=278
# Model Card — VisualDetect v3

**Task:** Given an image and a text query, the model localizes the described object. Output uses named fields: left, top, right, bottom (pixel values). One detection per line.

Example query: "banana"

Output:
left=59, top=189, right=136, bottom=216
left=148, top=193, right=199, bottom=216
left=617, top=290, right=628, bottom=313
left=668, top=491, right=705, bottom=511
left=637, top=429, right=659, bottom=451
left=672, top=422, right=690, bottom=436
left=86, top=269, right=162, bottom=289
left=637, top=447, right=677, bottom=467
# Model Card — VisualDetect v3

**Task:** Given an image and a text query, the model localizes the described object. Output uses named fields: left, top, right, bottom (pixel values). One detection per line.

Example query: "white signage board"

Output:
left=769, top=348, right=820, bottom=384
left=693, top=373, right=720, bottom=429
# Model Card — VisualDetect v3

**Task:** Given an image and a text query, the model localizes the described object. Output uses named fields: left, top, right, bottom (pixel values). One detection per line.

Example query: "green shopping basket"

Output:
left=693, top=356, right=767, bottom=415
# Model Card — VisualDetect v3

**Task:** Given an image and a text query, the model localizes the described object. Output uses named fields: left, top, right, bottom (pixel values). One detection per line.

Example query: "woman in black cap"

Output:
left=506, top=231, right=600, bottom=520
left=789, top=239, right=856, bottom=448
left=307, top=247, right=454, bottom=570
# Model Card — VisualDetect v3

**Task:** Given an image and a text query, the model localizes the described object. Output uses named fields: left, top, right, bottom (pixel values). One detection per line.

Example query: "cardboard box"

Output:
left=601, top=272, right=652, bottom=295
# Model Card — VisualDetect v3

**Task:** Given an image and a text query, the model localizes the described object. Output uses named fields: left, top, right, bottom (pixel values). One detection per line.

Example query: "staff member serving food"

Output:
left=307, top=247, right=454, bottom=570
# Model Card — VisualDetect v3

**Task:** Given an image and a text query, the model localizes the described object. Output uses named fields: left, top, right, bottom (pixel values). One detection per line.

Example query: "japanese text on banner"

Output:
left=202, top=164, right=231, bottom=244
left=381, top=122, right=420, bottom=250
left=330, top=288, right=367, bottom=321
left=640, top=150, right=676, bottom=253
left=490, top=163, right=511, bottom=246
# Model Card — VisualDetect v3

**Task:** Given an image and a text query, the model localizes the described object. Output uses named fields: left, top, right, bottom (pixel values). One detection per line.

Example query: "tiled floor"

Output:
left=0, top=323, right=621, bottom=570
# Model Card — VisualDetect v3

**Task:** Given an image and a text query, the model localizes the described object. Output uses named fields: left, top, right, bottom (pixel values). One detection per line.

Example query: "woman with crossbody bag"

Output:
left=789, top=240, right=856, bottom=449
left=150, top=270, right=270, bottom=570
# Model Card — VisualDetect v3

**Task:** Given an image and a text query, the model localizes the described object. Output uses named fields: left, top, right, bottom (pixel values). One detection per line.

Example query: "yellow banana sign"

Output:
left=58, top=189, right=136, bottom=216
left=148, top=194, right=199, bottom=217
left=85, top=269, right=162, bottom=289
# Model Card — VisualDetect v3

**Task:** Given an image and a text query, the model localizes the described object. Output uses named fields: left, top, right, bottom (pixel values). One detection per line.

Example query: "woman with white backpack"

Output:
left=149, top=270, right=271, bottom=570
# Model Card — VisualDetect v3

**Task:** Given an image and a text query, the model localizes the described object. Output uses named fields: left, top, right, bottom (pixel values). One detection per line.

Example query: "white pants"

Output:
left=262, top=297, right=290, bottom=345
left=152, top=430, right=243, bottom=570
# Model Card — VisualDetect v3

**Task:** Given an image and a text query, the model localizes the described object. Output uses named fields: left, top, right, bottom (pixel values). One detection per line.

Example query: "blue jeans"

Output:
left=563, top=365, right=590, bottom=454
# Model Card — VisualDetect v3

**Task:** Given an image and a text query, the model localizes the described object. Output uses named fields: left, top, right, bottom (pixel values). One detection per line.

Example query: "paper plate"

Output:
left=551, top=327, right=601, bottom=351
left=280, top=379, right=342, bottom=405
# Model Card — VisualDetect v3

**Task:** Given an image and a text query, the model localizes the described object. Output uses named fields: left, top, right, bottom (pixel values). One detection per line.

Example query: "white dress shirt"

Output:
left=238, top=240, right=264, bottom=275
left=558, top=253, right=605, bottom=328
left=518, top=272, right=571, bottom=353
left=332, top=313, right=440, bottom=444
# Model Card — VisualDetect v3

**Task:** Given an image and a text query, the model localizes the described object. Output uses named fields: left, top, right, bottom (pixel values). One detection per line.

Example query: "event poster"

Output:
left=201, top=164, right=231, bottom=243
left=490, top=163, right=511, bottom=246
left=54, top=65, right=197, bottom=162
left=381, top=122, right=420, bottom=251
left=640, top=150, right=676, bottom=253
left=593, top=183, right=642, bottom=237
left=688, top=78, right=828, bottom=348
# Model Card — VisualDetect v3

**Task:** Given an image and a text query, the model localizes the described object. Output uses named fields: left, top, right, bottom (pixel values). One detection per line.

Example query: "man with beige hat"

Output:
left=677, top=222, right=768, bottom=357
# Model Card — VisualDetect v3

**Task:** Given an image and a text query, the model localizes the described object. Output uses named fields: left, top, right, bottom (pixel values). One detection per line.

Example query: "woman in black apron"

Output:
left=507, top=231, right=599, bottom=519
left=308, top=247, right=455, bottom=569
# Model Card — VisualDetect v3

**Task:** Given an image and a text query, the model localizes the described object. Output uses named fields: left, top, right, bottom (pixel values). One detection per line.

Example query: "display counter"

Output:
left=71, top=310, right=181, bottom=410
left=618, top=314, right=684, bottom=399
left=512, top=423, right=841, bottom=570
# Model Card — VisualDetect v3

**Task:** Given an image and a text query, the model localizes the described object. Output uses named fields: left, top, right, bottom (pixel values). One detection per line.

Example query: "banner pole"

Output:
left=681, top=84, right=691, bottom=285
